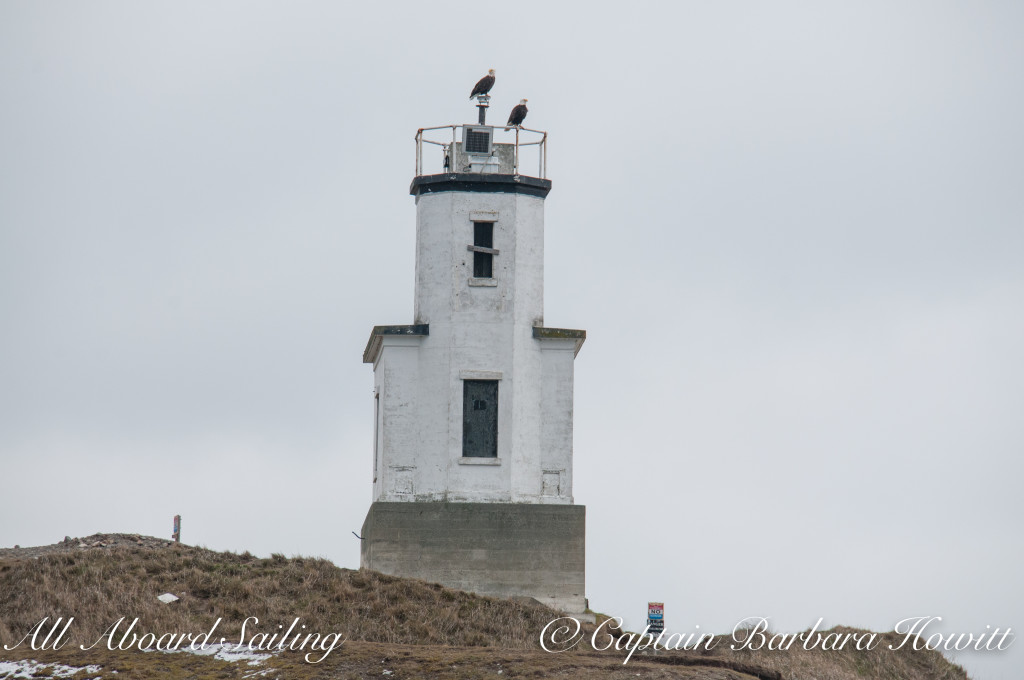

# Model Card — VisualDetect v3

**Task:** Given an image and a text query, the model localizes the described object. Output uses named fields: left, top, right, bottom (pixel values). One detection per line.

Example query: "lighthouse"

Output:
left=359, top=99, right=586, bottom=613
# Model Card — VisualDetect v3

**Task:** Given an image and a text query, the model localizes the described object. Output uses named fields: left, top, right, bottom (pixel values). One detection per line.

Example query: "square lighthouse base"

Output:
left=360, top=501, right=586, bottom=614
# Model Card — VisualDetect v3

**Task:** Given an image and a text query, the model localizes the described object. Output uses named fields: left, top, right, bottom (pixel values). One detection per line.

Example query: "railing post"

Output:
left=514, top=127, right=520, bottom=177
left=415, top=129, right=422, bottom=176
left=539, top=134, right=544, bottom=178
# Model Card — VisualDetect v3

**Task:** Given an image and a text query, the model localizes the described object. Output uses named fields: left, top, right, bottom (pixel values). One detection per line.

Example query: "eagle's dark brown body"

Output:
left=505, top=102, right=528, bottom=130
left=470, top=73, right=495, bottom=99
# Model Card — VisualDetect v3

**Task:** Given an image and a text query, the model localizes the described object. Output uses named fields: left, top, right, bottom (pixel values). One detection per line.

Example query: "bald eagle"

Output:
left=504, top=99, right=528, bottom=130
left=470, top=69, right=496, bottom=99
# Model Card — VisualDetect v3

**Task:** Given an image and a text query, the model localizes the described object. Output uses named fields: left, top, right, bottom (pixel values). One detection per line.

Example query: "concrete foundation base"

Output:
left=360, top=501, right=586, bottom=613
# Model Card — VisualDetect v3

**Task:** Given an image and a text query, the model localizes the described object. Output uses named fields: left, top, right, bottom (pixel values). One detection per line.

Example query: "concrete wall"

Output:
left=361, top=501, right=586, bottom=613
left=450, top=141, right=516, bottom=174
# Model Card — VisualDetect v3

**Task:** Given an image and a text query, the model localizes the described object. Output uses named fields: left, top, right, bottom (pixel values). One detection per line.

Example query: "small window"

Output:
left=463, top=380, right=498, bottom=458
left=473, top=222, right=493, bottom=278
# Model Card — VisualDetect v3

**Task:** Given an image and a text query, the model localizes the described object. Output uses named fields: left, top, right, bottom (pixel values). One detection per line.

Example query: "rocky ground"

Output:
left=0, top=533, right=180, bottom=560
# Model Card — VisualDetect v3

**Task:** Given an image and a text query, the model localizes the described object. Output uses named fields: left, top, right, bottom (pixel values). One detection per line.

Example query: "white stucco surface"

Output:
left=369, top=188, right=581, bottom=504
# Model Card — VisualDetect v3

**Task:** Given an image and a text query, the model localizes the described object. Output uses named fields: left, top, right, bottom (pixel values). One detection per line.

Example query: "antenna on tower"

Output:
left=474, top=94, right=490, bottom=125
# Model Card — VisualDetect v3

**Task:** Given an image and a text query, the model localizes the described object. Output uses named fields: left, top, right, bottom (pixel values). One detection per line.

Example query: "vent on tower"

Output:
left=462, top=125, right=493, bottom=155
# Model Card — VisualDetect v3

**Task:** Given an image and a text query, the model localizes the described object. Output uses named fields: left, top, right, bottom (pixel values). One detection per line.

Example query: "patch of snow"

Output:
left=0, top=660, right=103, bottom=679
left=0, top=643, right=278, bottom=678
left=242, top=669, right=275, bottom=679
left=177, top=642, right=274, bottom=666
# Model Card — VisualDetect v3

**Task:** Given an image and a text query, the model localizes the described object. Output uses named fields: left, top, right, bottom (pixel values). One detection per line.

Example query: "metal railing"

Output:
left=415, top=124, right=548, bottom=179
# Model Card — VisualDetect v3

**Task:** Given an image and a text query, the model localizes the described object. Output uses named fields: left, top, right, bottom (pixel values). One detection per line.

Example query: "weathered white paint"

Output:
left=369, top=187, right=581, bottom=504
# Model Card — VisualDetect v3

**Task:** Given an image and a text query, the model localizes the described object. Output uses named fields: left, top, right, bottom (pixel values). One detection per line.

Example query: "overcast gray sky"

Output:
left=1, top=3, right=1021, bottom=679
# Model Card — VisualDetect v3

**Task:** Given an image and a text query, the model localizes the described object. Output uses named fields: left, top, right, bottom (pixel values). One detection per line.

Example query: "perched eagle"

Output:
left=504, top=99, right=528, bottom=130
left=469, top=69, right=496, bottom=99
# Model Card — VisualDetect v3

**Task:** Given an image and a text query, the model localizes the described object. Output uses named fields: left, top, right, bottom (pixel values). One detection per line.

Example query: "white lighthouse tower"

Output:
left=360, top=100, right=586, bottom=613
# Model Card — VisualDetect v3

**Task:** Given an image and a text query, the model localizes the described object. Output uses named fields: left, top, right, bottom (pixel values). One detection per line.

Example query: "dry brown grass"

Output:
left=0, top=543, right=556, bottom=650
left=0, top=642, right=765, bottom=680
left=725, top=625, right=971, bottom=680
left=0, top=543, right=973, bottom=679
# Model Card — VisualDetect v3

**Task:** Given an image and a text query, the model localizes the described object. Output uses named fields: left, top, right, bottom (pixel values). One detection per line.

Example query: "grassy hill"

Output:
left=0, top=535, right=971, bottom=679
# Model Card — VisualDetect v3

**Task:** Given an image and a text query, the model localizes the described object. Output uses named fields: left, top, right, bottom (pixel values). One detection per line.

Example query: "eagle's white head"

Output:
left=520, top=98, right=528, bottom=105
left=488, top=69, right=495, bottom=76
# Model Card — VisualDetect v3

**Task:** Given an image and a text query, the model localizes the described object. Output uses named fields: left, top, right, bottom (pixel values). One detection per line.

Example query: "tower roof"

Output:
left=409, top=173, right=551, bottom=198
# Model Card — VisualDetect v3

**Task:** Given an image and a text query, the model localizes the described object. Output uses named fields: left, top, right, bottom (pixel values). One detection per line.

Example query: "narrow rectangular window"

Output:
left=473, top=222, right=493, bottom=278
left=462, top=380, right=498, bottom=458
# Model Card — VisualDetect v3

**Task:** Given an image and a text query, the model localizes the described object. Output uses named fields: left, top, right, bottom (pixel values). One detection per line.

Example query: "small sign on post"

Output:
left=647, top=602, right=664, bottom=635
left=172, top=515, right=181, bottom=543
